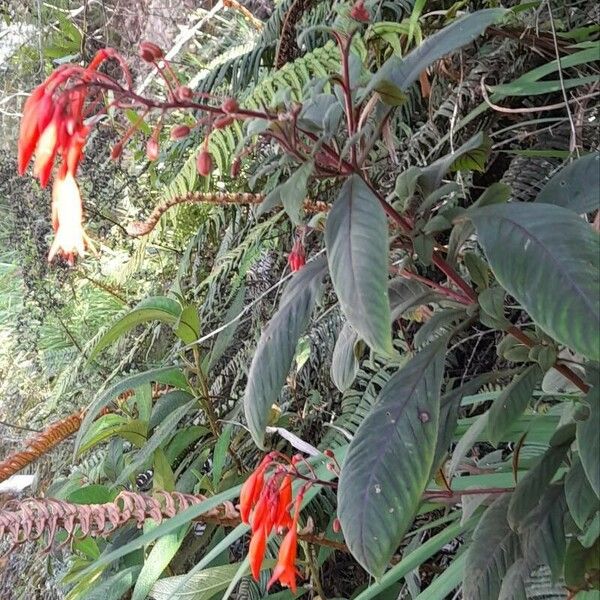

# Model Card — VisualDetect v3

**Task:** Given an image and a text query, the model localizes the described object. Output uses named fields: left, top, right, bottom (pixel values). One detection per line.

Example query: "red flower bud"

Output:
left=332, top=517, right=341, bottom=533
left=146, top=138, right=159, bottom=161
left=222, top=97, right=239, bottom=114
left=288, top=239, right=306, bottom=273
left=177, top=86, right=193, bottom=100
left=111, top=142, right=123, bottom=160
left=230, top=157, right=241, bottom=178
left=196, top=149, right=213, bottom=177
left=350, top=0, right=370, bottom=22
left=139, top=41, right=164, bottom=62
left=214, top=115, right=234, bottom=129
left=170, top=125, right=191, bottom=140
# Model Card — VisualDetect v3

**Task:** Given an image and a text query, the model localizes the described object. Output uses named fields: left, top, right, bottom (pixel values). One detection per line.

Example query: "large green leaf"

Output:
left=325, top=175, right=393, bottom=356
left=150, top=563, right=253, bottom=600
left=75, top=367, right=189, bottom=455
left=487, top=365, right=543, bottom=445
left=470, top=203, right=600, bottom=361
left=577, top=380, right=600, bottom=497
left=244, top=256, right=327, bottom=448
left=463, top=493, right=522, bottom=600
left=115, top=400, right=194, bottom=486
left=535, top=153, right=600, bottom=214
left=508, top=442, right=570, bottom=529
left=368, top=9, right=506, bottom=103
left=520, top=483, right=567, bottom=580
left=90, top=297, right=185, bottom=358
left=566, top=455, right=598, bottom=529
left=331, top=322, right=362, bottom=392
left=337, top=338, right=447, bottom=577
left=132, top=525, right=188, bottom=600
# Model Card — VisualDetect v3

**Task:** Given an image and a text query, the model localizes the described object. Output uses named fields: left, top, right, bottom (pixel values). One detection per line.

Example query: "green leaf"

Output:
left=577, top=381, right=600, bottom=497
left=419, top=133, right=487, bottom=197
left=331, top=322, right=362, bottom=392
left=369, top=9, right=506, bottom=102
left=338, top=338, right=447, bottom=577
left=478, top=285, right=508, bottom=328
left=464, top=252, right=489, bottom=289
left=132, top=525, right=187, bottom=600
left=325, top=175, right=393, bottom=356
left=166, top=426, right=208, bottom=464
left=463, top=493, right=522, bottom=600
left=470, top=203, right=600, bottom=361
left=115, top=400, right=194, bottom=486
left=487, top=365, right=543, bottom=445
left=580, top=512, right=600, bottom=548
left=75, top=367, right=189, bottom=455
left=77, top=415, right=147, bottom=455
left=520, top=483, right=567, bottom=579
left=90, top=297, right=184, bottom=359
left=67, top=485, right=117, bottom=505
left=175, top=305, right=200, bottom=345
left=80, top=567, right=141, bottom=600
left=508, top=441, right=570, bottom=529
left=535, top=153, right=600, bottom=214
left=150, top=562, right=252, bottom=600
left=212, top=424, right=232, bottom=488
left=257, top=162, right=313, bottom=225
left=497, top=559, right=528, bottom=600
left=566, top=455, right=598, bottom=529
left=150, top=390, right=195, bottom=429
left=244, top=256, right=327, bottom=448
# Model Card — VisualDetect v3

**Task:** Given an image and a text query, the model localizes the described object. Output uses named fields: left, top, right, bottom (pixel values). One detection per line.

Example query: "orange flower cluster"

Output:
left=17, top=51, right=114, bottom=263
left=240, top=453, right=304, bottom=592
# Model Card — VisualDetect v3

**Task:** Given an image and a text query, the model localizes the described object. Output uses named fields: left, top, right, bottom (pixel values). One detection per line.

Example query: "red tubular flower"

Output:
left=288, top=239, right=306, bottom=272
left=267, top=494, right=303, bottom=593
left=48, top=169, right=87, bottom=265
left=18, top=85, right=46, bottom=175
left=240, top=468, right=265, bottom=524
left=274, top=474, right=293, bottom=530
left=33, top=114, right=59, bottom=188
left=248, top=525, right=267, bottom=580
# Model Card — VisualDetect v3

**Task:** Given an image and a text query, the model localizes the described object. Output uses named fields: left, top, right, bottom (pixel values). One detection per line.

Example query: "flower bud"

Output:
left=288, top=239, right=306, bottom=272
left=111, top=142, right=123, bottom=160
left=177, top=86, right=193, bottom=100
left=323, top=449, right=334, bottom=458
left=170, top=125, right=191, bottom=140
left=214, top=115, right=234, bottom=129
left=332, top=517, right=341, bottom=533
left=230, top=157, right=241, bottom=178
left=146, top=138, right=159, bottom=161
left=139, top=41, right=164, bottom=62
left=196, top=149, right=213, bottom=176
left=350, top=0, right=370, bottom=22
left=222, top=97, right=239, bottom=114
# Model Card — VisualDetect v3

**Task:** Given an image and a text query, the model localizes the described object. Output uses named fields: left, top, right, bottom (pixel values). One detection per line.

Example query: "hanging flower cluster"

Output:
left=239, top=452, right=306, bottom=592
left=16, top=42, right=252, bottom=265
left=17, top=50, right=118, bottom=263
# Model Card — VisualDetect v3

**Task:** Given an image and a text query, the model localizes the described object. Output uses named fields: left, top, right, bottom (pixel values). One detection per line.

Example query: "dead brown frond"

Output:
left=0, top=491, right=237, bottom=551
left=0, top=411, right=84, bottom=484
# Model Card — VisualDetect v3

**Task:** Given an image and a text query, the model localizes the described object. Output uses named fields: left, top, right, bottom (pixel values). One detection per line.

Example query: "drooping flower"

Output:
left=350, top=0, right=370, bottom=22
left=17, top=51, right=112, bottom=262
left=267, top=494, right=303, bottom=593
left=248, top=524, right=267, bottom=580
left=239, top=454, right=273, bottom=524
left=48, top=168, right=87, bottom=265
